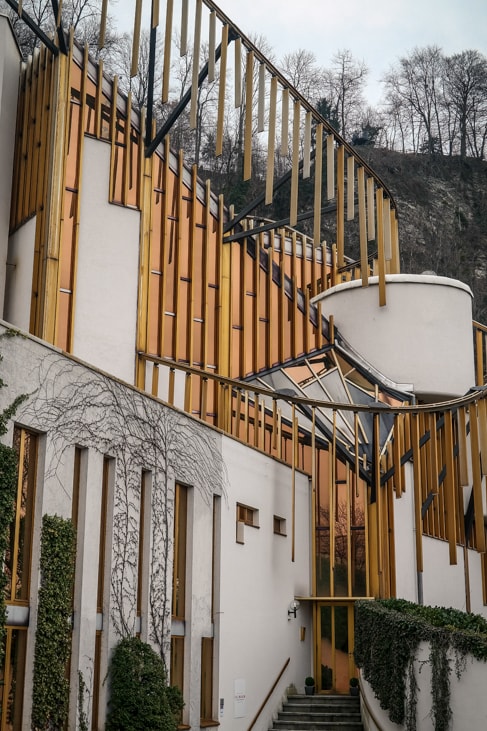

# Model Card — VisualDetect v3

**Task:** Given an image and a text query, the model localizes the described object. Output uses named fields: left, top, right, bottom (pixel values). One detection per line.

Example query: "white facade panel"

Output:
left=4, top=216, right=37, bottom=330
left=73, top=138, right=140, bottom=383
left=0, top=17, right=21, bottom=312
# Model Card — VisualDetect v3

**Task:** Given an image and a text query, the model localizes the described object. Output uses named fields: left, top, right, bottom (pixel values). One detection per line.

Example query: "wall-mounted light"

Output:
left=288, top=599, right=300, bottom=619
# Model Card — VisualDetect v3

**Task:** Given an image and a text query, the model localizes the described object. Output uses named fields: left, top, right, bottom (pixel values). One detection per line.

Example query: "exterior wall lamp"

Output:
left=288, top=599, right=300, bottom=619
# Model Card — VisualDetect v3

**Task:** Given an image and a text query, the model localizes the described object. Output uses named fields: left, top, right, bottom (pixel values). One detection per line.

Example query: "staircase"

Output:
left=269, top=694, right=363, bottom=731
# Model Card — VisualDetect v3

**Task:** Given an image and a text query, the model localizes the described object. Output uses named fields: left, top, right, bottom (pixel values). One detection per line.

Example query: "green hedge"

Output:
left=354, top=598, right=487, bottom=731
left=106, top=636, right=184, bottom=731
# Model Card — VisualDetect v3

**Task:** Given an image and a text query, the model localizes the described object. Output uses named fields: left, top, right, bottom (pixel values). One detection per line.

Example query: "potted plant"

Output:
left=349, top=676, right=359, bottom=696
left=304, top=676, right=315, bottom=695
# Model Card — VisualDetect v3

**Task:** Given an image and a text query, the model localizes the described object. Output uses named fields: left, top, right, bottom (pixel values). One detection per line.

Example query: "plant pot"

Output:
left=305, top=685, right=315, bottom=695
left=350, top=686, right=359, bottom=697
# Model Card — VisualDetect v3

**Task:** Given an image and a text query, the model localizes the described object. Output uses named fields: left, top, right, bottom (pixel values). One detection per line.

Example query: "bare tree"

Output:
left=443, top=50, right=487, bottom=159
left=383, top=46, right=446, bottom=154
left=324, top=49, right=368, bottom=141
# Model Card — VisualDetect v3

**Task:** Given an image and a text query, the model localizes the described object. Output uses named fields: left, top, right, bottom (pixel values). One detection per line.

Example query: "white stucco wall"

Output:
left=4, top=215, right=37, bottom=330
left=0, top=16, right=21, bottom=315
left=73, top=137, right=140, bottom=383
left=216, top=438, right=312, bottom=731
left=0, top=323, right=312, bottom=731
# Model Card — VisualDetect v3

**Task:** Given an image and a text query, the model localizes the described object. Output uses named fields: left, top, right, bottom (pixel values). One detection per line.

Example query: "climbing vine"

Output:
left=23, top=352, right=228, bottom=659
left=354, top=598, right=487, bottom=731
left=31, top=514, right=76, bottom=731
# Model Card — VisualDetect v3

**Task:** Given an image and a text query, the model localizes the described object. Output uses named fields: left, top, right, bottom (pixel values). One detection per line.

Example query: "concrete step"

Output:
left=269, top=693, right=363, bottom=731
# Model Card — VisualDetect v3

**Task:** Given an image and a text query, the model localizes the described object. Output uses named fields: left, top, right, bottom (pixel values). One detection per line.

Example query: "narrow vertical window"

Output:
left=170, top=634, right=184, bottom=726
left=4, top=428, right=38, bottom=603
left=200, top=637, right=214, bottom=724
left=0, top=628, right=27, bottom=729
left=97, top=457, right=111, bottom=614
left=93, top=456, right=112, bottom=729
left=172, top=484, right=187, bottom=620
left=137, top=471, right=150, bottom=623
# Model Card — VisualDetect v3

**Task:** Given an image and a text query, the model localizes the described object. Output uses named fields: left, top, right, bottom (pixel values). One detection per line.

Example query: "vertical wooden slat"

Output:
left=444, top=410, right=457, bottom=564
left=252, top=230, right=261, bottom=373
left=336, top=145, right=345, bottom=266
left=42, top=49, right=71, bottom=343
left=131, top=0, right=143, bottom=78
left=95, top=58, right=104, bottom=139
left=383, top=196, right=392, bottom=263
left=469, top=402, right=486, bottom=551
left=280, top=87, right=289, bottom=155
left=208, top=10, right=216, bottom=82
left=265, top=76, right=277, bottom=205
left=303, top=111, right=312, bottom=179
left=108, top=75, right=118, bottom=203
left=313, top=123, right=323, bottom=253
left=189, top=0, right=202, bottom=130
left=234, top=37, right=242, bottom=107
left=215, top=24, right=229, bottom=157
left=258, top=62, right=266, bottom=133
left=367, top=177, right=375, bottom=241
left=376, top=188, right=386, bottom=307
left=180, top=0, right=189, bottom=55
left=476, top=328, right=484, bottom=387
left=122, top=91, right=132, bottom=206
left=202, top=180, right=211, bottom=369
left=243, top=50, right=254, bottom=181
left=290, top=99, right=300, bottom=226
left=172, top=150, right=184, bottom=360
left=457, top=406, right=469, bottom=486
left=358, top=166, right=368, bottom=287
left=291, top=403, right=297, bottom=563
left=311, top=407, right=317, bottom=596
left=158, top=138, right=171, bottom=357
left=478, top=398, right=487, bottom=476
left=162, top=0, right=174, bottom=102
left=392, top=212, right=400, bottom=273
left=411, top=413, right=424, bottom=573
left=347, top=155, right=355, bottom=220
left=393, top=414, right=403, bottom=497
left=326, top=133, right=334, bottom=201
left=99, top=0, right=109, bottom=48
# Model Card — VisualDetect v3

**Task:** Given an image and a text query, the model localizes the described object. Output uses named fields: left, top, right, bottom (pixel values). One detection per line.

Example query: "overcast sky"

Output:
left=116, top=0, right=487, bottom=106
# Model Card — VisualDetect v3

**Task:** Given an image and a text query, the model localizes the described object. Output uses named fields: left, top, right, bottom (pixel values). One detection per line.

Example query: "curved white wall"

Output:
left=313, top=275, right=475, bottom=401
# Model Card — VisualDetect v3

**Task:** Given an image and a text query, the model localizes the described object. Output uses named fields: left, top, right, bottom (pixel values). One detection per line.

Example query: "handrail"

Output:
left=138, top=352, right=487, bottom=415
left=358, top=675, right=387, bottom=731
left=246, top=657, right=290, bottom=731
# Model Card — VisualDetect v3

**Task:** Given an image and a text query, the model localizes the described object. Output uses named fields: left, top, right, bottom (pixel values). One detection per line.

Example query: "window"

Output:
left=236, top=503, right=259, bottom=544
left=172, top=484, right=187, bottom=620
left=4, top=428, right=38, bottom=603
left=200, top=637, right=214, bottom=725
left=236, top=503, right=259, bottom=527
left=273, top=515, right=287, bottom=536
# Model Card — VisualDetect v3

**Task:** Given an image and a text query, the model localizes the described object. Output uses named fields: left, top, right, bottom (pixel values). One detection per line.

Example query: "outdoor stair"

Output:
left=269, top=694, right=363, bottom=731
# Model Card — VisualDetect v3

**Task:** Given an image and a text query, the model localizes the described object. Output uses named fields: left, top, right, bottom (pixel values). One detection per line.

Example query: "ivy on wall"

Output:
left=31, top=514, right=76, bottom=731
left=0, top=334, right=27, bottom=669
left=0, top=443, right=18, bottom=668
left=354, top=598, right=487, bottom=731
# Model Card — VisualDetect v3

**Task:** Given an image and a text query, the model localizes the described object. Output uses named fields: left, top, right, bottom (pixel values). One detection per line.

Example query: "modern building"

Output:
left=0, top=4, right=486, bottom=730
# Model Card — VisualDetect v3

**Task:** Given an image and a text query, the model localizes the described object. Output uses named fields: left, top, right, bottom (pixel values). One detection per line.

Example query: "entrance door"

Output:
left=317, top=603, right=355, bottom=693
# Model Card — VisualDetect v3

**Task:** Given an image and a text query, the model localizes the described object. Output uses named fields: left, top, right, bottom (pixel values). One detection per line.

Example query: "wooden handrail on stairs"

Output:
left=246, top=657, right=290, bottom=731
